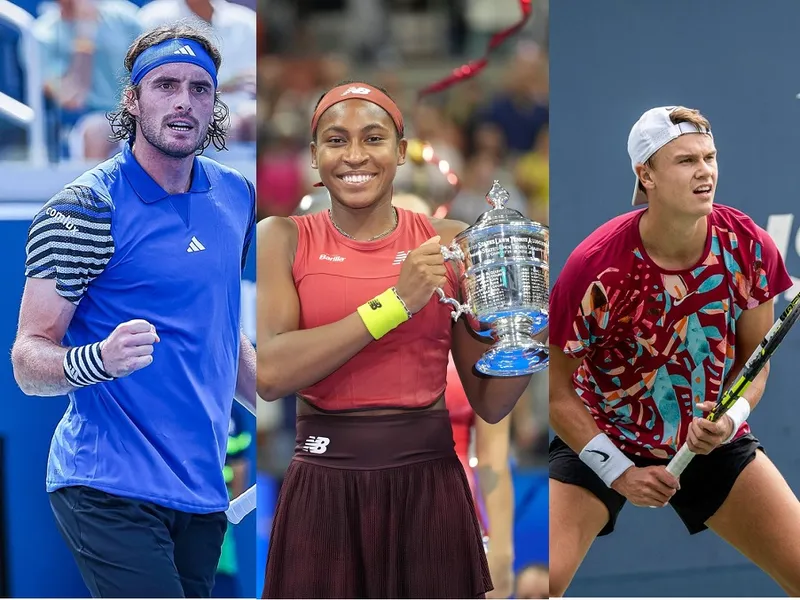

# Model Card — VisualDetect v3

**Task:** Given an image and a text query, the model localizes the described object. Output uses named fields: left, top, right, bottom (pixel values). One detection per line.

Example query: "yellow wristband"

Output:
left=357, top=287, right=411, bottom=340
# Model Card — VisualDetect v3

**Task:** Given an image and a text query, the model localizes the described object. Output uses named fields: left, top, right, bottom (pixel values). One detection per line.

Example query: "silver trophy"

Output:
left=437, top=181, right=549, bottom=376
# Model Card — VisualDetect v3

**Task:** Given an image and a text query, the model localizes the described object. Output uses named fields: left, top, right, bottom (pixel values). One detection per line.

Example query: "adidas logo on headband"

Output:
left=341, top=86, right=371, bottom=96
left=174, top=45, right=196, bottom=56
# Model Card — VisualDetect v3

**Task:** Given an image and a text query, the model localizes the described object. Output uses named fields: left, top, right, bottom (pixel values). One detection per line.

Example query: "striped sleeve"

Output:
left=25, top=185, right=114, bottom=304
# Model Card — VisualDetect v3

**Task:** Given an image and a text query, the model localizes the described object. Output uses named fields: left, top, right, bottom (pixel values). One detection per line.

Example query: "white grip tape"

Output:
left=666, top=444, right=695, bottom=477
left=225, top=484, right=256, bottom=524
left=578, top=433, right=635, bottom=488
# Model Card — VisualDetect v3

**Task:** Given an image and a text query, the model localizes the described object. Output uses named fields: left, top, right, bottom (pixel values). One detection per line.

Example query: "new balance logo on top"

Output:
left=174, top=45, right=196, bottom=56
left=392, top=251, right=410, bottom=265
left=186, top=236, right=206, bottom=253
left=368, top=299, right=382, bottom=310
left=319, top=253, right=345, bottom=262
left=302, top=436, right=330, bottom=454
left=341, top=86, right=371, bottom=96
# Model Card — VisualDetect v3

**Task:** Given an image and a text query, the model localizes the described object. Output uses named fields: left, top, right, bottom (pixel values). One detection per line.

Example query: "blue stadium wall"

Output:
left=551, top=1, right=800, bottom=596
left=0, top=165, right=257, bottom=597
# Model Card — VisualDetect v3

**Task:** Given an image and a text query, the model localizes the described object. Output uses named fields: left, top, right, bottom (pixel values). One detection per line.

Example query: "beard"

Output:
left=137, top=109, right=211, bottom=159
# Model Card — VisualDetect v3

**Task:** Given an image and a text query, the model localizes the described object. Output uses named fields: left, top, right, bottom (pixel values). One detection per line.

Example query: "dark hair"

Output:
left=107, top=23, right=230, bottom=152
left=312, top=79, right=404, bottom=142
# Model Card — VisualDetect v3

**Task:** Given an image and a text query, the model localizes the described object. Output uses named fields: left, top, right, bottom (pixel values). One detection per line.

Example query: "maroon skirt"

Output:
left=262, top=410, right=493, bottom=599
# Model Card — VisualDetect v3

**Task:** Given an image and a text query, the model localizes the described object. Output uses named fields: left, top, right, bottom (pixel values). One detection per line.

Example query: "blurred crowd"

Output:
left=2, top=0, right=257, bottom=162
left=257, top=0, right=550, bottom=479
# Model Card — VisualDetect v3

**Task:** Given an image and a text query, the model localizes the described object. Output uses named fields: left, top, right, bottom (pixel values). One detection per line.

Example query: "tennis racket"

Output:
left=225, top=398, right=257, bottom=524
left=226, top=483, right=256, bottom=524
left=666, top=289, right=800, bottom=477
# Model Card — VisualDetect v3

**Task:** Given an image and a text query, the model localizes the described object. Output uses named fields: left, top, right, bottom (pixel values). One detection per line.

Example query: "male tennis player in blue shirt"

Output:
left=11, top=24, right=256, bottom=598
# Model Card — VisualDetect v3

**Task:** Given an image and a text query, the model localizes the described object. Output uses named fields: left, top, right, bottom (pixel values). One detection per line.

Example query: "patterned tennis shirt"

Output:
left=550, top=204, right=792, bottom=459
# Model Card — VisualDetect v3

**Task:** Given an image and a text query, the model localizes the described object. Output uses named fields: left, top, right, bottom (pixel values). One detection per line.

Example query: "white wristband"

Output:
left=721, top=396, right=751, bottom=444
left=579, top=433, right=635, bottom=488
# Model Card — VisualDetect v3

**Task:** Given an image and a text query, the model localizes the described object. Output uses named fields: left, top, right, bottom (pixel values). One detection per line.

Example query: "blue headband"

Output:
left=131, top=38, right=218, bottom=88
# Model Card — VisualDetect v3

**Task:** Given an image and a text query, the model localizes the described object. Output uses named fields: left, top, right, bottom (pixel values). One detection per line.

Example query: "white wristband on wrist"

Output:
left=721, top=396, right=751, bottom=444
left=579, top=433, right=635, bottom=488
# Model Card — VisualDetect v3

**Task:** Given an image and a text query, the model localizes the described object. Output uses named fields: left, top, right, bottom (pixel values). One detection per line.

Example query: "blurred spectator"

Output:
left=511, top=378, right=547, bottom=468
left=139, top=0, right=257, bottom=141
left=473, top=41, right=548, bottom=157
left=31, top=0, right=141, bottom=160
left=395, top=101, right=463, bottom=208
left=447, top=152, right=528, bottom=224
left=392, top=192, right=433, bottom=216
left=515, top=124, right=548, bottom=224
left=515, top=563, right=549, bottom=599
left=256, top=119, right=307, bottom=218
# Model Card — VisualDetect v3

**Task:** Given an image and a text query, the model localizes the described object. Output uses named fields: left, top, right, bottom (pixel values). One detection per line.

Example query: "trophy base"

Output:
left=475, top=315, right=549, bottom=376
left=476, top=308, right=549, bottom=338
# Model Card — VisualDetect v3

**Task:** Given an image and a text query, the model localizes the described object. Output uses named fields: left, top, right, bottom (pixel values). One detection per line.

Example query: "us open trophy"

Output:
left=437, top=181, right=549, bottom=376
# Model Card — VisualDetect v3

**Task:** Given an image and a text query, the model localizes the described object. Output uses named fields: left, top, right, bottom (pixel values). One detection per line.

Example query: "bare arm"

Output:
left=434, top=218, right=533, bottom=423
left=548, top=344, right=603, bottom=453
left=722, top=298, right=775, bottom=411
left=235, top=330, right=257, bottom=414
left=11, top=278, right=78, bottom=396
left=44, top=0, right=98, bottom=111
left=686, top=298, right=779, bottom=451
left=256, top=217, right=374, bottom=401
left=475, top=414, right=515, bottom=599
left=451, top=320, right=533, bottom=423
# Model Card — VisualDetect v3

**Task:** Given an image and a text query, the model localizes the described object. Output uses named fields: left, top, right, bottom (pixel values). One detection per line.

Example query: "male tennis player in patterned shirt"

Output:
left=11, top=24, right=255, bottom=598
left=548, top=106, right=800, bottom=597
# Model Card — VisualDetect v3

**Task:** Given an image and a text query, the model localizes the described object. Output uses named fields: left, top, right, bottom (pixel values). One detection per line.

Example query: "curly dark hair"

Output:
left=312, top=80, right=404, bottom=142
left=108, top=23, right=230, bottom=152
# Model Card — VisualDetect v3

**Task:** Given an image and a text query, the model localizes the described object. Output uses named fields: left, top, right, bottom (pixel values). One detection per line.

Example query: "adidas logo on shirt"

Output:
left=174, top=45, right=196, bottom=56
left=186, top=236, right=206, bottom=252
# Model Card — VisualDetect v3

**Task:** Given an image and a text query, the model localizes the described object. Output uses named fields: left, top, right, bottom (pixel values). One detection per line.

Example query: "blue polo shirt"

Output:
left=25, top=142, right=255, bottom=513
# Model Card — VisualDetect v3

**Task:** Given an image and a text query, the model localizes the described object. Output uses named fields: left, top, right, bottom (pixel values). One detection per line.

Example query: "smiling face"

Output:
left=636, top=132, right=718, bottom=218
left=311, top=99, right=407, bottom=209
left=129, top=62, right=215, bottom=159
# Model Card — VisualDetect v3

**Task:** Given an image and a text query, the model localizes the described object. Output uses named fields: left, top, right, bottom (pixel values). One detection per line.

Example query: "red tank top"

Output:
left=289, top=208, right=459, bottom=411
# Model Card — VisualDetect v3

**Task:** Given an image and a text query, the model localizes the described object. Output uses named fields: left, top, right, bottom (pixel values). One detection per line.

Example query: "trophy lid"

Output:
left=467, top=180, right=544, bottom=231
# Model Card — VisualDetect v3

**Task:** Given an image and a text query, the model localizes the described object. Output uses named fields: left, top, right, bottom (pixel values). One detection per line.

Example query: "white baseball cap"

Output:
left=628, top=106, right=712, bottom=206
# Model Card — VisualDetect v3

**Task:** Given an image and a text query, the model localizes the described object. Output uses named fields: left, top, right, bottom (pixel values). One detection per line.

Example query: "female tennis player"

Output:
left=257, top=80, right=533, bottom=598
left=549, top=105, right=800, bottom=597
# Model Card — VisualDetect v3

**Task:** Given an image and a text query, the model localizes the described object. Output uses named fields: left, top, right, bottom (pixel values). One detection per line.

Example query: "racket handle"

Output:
left=666, top=443, right=696, bottom=477
left=225, top=484, right=256, bottom=524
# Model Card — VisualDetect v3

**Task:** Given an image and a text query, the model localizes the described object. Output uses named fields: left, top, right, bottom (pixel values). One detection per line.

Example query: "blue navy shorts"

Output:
left=50, top=485, right=227, bottom=598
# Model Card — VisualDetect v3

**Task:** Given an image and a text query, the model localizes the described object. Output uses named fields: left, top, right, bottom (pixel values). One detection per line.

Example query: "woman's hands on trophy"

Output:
left=395, top=236, right=447, bottom=314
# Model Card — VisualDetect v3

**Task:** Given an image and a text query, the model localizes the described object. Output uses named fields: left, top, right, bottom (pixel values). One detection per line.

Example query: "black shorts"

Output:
left=50, top=485, right=227, bottom=598
left=549, top=434, right=763, bottom=536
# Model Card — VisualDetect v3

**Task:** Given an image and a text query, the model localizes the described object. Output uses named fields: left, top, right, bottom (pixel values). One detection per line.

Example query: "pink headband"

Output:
left=311, top=83, right=404, bottom=136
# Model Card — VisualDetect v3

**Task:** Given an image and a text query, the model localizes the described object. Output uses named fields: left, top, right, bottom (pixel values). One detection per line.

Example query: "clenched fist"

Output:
left=100, top=319, right=160, bottom=378
left=394, top=236, right=448, bottom=314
